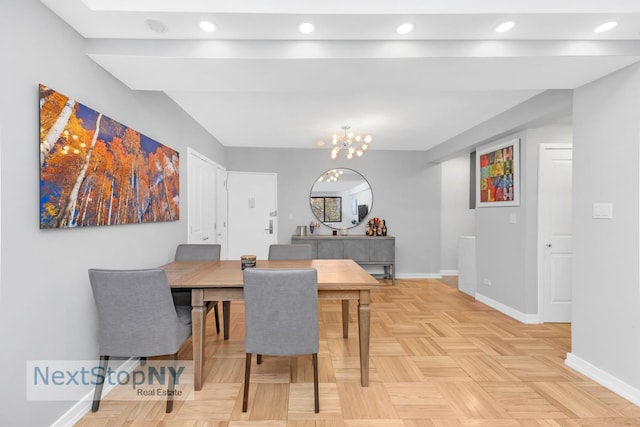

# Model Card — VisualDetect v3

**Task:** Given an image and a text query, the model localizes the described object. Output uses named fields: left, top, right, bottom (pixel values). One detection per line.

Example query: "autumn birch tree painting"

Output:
left=39, top=84, right=180, bottom=228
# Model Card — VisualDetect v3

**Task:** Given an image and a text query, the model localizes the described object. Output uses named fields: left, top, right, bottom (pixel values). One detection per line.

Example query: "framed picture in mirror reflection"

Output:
left=310, top=196, right=342, bottom=222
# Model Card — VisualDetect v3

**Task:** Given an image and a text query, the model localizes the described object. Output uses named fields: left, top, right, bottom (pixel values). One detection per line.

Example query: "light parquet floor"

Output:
left=74, top=279, right=640, bottom=427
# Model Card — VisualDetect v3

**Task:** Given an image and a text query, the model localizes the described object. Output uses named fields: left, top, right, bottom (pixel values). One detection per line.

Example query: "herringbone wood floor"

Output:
left=75, top=279, right=640, bottom=426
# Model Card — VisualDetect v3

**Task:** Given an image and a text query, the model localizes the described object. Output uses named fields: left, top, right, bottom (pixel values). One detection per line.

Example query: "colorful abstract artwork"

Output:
left=39, top=84, right=180, bottom=229
left=476, top=139, right=520, bottom=207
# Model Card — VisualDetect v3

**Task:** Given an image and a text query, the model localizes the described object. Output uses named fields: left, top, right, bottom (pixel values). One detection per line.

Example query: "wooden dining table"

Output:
left=162, top=258, right=380, bottom=391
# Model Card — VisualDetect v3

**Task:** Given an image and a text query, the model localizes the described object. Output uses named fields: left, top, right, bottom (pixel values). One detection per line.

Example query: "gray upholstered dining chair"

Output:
left=261, top=243, right=314, bottom=364
left=242, top=268, right=320, bottom=413
left=173, top=243, right=222, bottom=334
left=268, top=243, right=313, bottom=260
left=88, top=268, right=192, bottom=413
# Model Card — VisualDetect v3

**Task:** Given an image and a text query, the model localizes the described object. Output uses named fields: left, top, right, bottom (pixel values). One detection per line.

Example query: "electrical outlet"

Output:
left=483, top=278, right=492, bottom=286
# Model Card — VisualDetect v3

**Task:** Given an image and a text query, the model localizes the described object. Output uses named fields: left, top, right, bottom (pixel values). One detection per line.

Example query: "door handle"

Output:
left=202, top=236, right=209, bottom=241
left=545, top=243, right=552, bottom=248
left=264, top=219, right=273, bottom=234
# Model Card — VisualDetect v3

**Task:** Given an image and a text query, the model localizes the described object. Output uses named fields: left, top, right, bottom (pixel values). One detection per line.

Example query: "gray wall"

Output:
left=474, top=124, right=572, bottom=317
left=474, top=132, right=531, bottom=313
left=572, top=62, right=640, bottom=392
left=225, top=148, right=442, bottom=276
left=0, top=1, right=225, bottom=425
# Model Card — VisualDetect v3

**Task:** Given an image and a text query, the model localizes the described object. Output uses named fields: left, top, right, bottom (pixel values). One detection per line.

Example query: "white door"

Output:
left=227, top=172, right=277, bottom=260
left=187, top=149, right=227, bottom=254
left=539, top=145, right=573, bottom=322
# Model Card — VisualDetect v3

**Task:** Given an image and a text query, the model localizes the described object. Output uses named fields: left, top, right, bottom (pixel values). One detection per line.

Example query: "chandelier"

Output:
left=329, top=125, right=372, bottom=160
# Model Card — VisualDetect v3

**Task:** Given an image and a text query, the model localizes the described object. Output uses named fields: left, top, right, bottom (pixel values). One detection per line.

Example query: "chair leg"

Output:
left=257, top=354, right=262, bottom=364
left=92, top=355, right=109, bottom=412
left=166, top=354, right=176, bottom=413
left=313, top=353, right=319, bottom=413
left=213, top=301, right=220, bottom=334
left=242, top=353, right=252, bottom=412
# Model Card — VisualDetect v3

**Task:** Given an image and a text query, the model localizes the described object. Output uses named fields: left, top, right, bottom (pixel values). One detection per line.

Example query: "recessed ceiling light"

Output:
left=396, top=23, right=414, bottom=35
left=144, top=19, right=168, bottom=34
left=299, top=22, right=314, bottom=34
left=199, top=21, right=216, bottom=32
left=594, top=21, right=617, bottom=33
left=495, top=21, right=515, bottom=33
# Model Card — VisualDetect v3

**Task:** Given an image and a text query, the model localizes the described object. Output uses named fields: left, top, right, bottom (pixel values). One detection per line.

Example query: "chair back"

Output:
left=175, top=243, right=221, bottom=261
left=88, top=268, right=192, bottom=357
left=243, top=268, right=318, bottom=355
left=268, top=244, right=312, bottom=260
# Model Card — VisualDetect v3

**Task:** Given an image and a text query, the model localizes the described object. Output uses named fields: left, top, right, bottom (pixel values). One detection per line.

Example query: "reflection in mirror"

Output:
left=310, top=169, right=373, bottom=229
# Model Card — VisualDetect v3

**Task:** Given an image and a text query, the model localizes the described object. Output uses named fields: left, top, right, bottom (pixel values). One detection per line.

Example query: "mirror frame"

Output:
left=309, top=168, right=373, bottom=229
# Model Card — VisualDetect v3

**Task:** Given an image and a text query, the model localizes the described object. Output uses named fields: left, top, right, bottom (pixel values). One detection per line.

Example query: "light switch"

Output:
left=509, top=213, right=517, bottom=224
left=248, top=197, right=255, bottom=208
left=593, top=202, right=613, bottom=219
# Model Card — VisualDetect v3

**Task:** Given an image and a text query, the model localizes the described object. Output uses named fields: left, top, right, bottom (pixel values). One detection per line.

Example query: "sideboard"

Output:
left=291, top=235, right=395, bottom=285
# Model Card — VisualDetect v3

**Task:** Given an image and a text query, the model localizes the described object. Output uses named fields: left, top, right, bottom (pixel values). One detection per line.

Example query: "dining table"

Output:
left=162, top=258, right=380, bottom=391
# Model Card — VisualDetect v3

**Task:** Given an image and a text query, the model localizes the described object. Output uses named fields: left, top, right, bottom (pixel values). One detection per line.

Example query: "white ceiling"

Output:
left=41, top=0, right=640, bottom=155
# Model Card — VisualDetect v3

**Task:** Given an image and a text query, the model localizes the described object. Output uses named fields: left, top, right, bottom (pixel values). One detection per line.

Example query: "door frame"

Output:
left=536, top=143, right=572, bottom=322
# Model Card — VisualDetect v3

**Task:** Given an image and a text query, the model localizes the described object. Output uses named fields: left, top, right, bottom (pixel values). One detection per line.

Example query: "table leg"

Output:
left=191, top=289, right=205, bottom=391
left=357, top=290, right=371, bottom=387
left=341, top=300, right=349, bottom=338
left=223, top=301, right=231, bottom=340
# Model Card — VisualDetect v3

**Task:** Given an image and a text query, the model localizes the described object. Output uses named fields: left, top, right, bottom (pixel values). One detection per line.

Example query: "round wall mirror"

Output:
left=309, top=168, right=373, bottom=229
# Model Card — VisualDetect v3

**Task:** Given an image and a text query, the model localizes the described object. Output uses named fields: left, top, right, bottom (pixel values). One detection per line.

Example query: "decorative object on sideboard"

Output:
left=365, top=218, right=387, bottom=236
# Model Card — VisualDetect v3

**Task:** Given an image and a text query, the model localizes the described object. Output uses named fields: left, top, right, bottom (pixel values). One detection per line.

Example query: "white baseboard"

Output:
left=440, top=270, right=458, bottom=276
left=475, top=292, right=542, bottom=324
left=51, top=358, right=140, bottom=427
left=396, top=273, right=443, bottom=279
left=565, top=353, right=640, bottom=407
